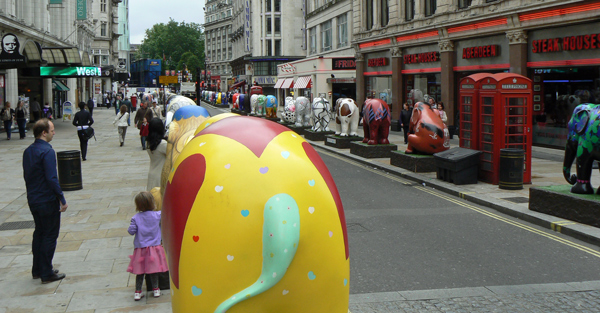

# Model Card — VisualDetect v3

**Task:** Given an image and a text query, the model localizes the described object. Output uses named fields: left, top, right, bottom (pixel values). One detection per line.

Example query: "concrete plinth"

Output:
left=390, top=151, right=436, bottom=172
left=231, top=109, right=248, bottom=116
left=286, top=124, right=311, bottom=135
left=304, top=130, right=335, bottom=141
left=324, top=135, right=363, bottom=149
left=529, top=185, right=600, bottom=228
left=350, top=142, right=398, bottom=158
left=262, top=117, right=280, bottom=122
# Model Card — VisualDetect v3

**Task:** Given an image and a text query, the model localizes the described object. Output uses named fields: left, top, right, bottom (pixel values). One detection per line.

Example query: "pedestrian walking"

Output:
left=15, top=100, right=27, bottom=139
left=139, top=117, right=149, bottom=150
left=127, top=191, right=168, bottom=301
left=146, top=118, right=167, bottom=191
left=147, top=98, right=162, bottom=121
left=113, top=105, right=129, bottom=146
left=42, top=102, right=53, bottom=119
left=30, top=97, right=41, bottom=122
left=122, top=96, right=132, bottom=125
left=1, top=101, right=15, bottom=140
left=22, top=119, right=68, bottom=284
left=87, top=97, right=94, bottom=117
left=72, top=102, right=94, bottom=161
left=400, top=103, right=412, bottom=144
left=114, top=95, right=121, bottom=115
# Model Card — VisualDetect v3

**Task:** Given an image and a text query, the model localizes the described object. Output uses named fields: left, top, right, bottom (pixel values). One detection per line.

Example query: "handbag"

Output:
left=83, top=127, right=95, bottom=140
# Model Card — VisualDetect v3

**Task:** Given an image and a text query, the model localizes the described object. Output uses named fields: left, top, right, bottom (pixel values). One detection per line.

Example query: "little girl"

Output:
left=139, top=117, right=149, bottom=150
left=127, top=191, right=169, bottom=301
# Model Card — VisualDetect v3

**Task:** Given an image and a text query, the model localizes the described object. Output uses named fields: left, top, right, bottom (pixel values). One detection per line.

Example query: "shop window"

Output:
left=321, top=20, right=332, bottom=52
left=380, top=0, right=389, bottom=26
left=366, top=76, right=393, bottom=105
left=405, top=0, right=415, bottom=21
left=337, top=14, right=348, bottom=48
left=425, top=0, right=436, bottom=17
left=458, top=0, right=471, bottom=9
left=404, top=73, right=441, bottom=106
left=309, top=27, right=317, bottom=54
left=366, top=0, right=374, bottom=30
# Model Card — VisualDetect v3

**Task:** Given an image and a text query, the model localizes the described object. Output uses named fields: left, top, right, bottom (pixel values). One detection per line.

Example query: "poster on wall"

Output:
left=94, top=83, right=101, bottom=94
left=63, top=101, right=72, bottom=121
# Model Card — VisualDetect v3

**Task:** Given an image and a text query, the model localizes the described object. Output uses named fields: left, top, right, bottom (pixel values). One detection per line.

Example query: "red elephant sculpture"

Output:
left=362, top=98, right=391, bottom=145
left=406, top=102, right=450, bottom=154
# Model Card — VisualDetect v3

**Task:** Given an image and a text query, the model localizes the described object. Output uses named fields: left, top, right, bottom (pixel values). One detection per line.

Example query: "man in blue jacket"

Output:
left=23, top=119, right=68, bottom=283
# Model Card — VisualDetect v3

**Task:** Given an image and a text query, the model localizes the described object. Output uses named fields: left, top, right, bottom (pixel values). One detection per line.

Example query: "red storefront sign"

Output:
left=462, top=45, right=498, bottom=59
left=532, top=33, right=600, bottom=53
left=403, top=52, right=439, bottom=64
left=332, top=57, right=356, bottom=70
left=367, top=57, right=388, bottom=67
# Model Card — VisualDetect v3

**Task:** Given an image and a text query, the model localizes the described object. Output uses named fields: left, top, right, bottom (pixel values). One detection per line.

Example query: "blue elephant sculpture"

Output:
left=564, top=103, right=600, bottom=194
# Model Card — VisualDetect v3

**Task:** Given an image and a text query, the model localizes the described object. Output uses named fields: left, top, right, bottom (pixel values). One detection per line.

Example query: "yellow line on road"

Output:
left=414, top=186, right=600, bottom=259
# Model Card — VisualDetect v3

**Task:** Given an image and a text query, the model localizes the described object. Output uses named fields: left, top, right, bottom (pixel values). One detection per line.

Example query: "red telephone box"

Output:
left=250, top=86, right=263, bottom=95
left=458, top=73, right=494, bottom=150
left=458, top=73, right=532, bottom=185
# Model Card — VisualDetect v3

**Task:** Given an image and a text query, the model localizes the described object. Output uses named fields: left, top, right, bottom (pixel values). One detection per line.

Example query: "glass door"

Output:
left=479, top=96, right=495, bottom=174
left=504, top=96, right=530, bottom=177
left=460, top=95, right=474, bottom=149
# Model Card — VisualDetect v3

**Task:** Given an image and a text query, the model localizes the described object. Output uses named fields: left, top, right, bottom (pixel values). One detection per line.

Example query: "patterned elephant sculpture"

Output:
left=256, top=95, right=267, bottom=116
left=165, top=95, right=197, bottom=134
left=563, top=103, right=600, bottom=194
left=295, top=96, right=311, bottom=127
left=266, top=95, right=278, bottom=118
left=405, top=102, right=449, bottom=154
left=311, top=97, right=332, bottom=132
left=334, top=98, right=359, bottom=137
left=232, top=93, right=240, bottom=109
left=280, top=97, right=296, bottom=123
left=250, top=94, right=260, bottom=115
left=362, top=98, right=391, bottom=145
left=161, top=115, right=350, bottom=313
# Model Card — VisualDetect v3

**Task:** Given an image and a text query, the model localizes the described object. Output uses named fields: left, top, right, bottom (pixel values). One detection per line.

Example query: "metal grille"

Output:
left=0, top=221, right=35, bottom=231
left=347, top=223, right=370, bottom=233
left=502, top=197, right=529, bottom=204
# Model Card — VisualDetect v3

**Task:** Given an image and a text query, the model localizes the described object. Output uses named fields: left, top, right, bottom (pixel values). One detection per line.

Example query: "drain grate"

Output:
left=347, top=223, right=370, bottom=233
left=502, top=197, right=529, bottom=204
left=0, top=220, right=35, bottom=231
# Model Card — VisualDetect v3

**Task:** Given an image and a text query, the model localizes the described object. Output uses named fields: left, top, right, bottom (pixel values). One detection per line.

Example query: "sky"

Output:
left=129, top=0, right=205, bottom=45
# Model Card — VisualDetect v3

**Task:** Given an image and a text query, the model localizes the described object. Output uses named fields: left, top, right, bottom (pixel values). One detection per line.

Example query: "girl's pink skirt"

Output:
left=127, top=245, right=169, bottom=275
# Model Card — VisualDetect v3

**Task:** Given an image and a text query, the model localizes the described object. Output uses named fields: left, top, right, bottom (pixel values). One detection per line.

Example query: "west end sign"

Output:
left=40, top=66, right=103, bottom=77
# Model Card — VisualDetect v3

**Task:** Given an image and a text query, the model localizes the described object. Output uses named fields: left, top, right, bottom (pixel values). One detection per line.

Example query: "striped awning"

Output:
left=295, top=76, right=312, bottom=89
left=281, top=78, right=294, bottom=89
left=274, top=78, right=285, bottom=88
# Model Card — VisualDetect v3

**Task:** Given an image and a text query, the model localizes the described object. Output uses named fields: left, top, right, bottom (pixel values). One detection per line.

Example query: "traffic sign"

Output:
left=159, top=75, right=179, bottom=84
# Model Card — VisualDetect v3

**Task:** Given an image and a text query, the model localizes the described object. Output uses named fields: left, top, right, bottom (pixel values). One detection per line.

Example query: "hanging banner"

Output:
left=244, top=0, right=251, bottom=52
left=63, top=101, right=73, bottom=121
left=76, top=0, right=87, bottom=20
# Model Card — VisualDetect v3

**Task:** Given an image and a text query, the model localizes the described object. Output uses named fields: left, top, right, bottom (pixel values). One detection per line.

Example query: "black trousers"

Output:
left=29, top=200, right=61, bottom=279
left=77, top=130, right=89, bottom=159
left=402, top=126, right=410, bottom=144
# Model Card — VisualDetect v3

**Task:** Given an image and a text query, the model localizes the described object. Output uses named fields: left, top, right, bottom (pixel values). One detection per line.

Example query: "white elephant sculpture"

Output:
left=311, top=97, right=332, bottom=132
left=280, top=97, right=296, bottom=123
left=334, top=98, right=359, bottom=137
left=250, top=94, right=260, bottom=115
left=295, top=96, right=311, bottom=127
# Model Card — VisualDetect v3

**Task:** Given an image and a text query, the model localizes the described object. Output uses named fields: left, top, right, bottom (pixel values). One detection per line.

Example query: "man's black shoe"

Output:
left=41, top=273, right=66, bottom=284
left=33, top=269, right=59, bottom=279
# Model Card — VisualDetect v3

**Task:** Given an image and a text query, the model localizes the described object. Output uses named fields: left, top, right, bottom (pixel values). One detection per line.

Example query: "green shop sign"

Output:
left=76, top=0, right=87, bottom=20
left=40, top=66, right=102, bottom=77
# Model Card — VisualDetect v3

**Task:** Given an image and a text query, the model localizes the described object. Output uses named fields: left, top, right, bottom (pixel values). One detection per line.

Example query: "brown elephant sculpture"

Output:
left=362, top=98, right=391, bottom=145
left=405, top=102, right=450, bottom=154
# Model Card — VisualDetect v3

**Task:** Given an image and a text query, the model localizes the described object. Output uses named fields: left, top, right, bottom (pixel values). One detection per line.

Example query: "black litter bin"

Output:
left=434, top=147, right=482, bottom=185
left=57, top=150, right=82, bottom=191
left=499, top=148, right=524, bottom=190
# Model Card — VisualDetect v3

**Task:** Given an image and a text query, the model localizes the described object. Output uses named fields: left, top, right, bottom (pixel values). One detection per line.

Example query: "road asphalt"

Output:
left=0, top=103, right=598, bottom=312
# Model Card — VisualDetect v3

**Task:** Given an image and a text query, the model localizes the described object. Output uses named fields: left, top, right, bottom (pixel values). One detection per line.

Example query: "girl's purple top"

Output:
left=128, top=211, right=162, bottom=248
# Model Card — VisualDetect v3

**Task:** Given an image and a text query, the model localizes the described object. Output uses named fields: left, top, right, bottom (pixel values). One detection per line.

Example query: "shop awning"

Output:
left=229, top=80, right=247, bottom=91
left=295, top=76, right=312, bottom=89
left=52, top=79, right=70, bottom=91
left=274, top=78, right=285, bottom=88
left=281, top=78, right=294, bottom=89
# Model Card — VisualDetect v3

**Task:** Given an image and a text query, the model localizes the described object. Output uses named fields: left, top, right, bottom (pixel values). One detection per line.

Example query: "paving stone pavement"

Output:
left=2, top=105, right=600, bottom=312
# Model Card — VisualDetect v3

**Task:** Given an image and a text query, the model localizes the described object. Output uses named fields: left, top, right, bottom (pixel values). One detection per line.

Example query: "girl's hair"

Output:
left=120, top=105, right=127, bottom=114
left=134, top=191, right=155, bottom=212
left=147, top=118, right=165, bottom=151
left=438, top=101, right=444, bottom=110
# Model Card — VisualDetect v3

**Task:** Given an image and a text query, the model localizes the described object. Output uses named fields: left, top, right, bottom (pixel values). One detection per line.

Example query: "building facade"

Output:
left=115, top=0, right=130, bottom=89
left=352, top=0, right=600, bottom=149
left=204, top=0, right=233, bottom=92
left=90, top=0, right=121, bottom=104
left=275, top=0, right=355, bottom=106
left=228, top=0, right=305, bottom=95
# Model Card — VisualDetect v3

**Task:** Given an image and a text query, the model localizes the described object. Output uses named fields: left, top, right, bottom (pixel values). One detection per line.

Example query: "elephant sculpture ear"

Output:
left=574, top=109, right=590, bottom=135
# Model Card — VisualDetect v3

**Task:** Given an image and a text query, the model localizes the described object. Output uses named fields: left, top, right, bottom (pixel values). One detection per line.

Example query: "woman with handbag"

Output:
left=1, top=102, right=15, bottom=140
left=72, top=102, right=94, bottom=161
left=113, top=104, right=130, bottom=147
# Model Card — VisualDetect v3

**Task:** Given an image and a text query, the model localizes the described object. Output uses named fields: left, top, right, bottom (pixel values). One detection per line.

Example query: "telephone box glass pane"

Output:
left=461, top=140, right=471, bottom=148
left=481, top=162, right=492, bottom=171
left=483, top=125, right=493, bottom=133
left=464, top=123, right=471, bottom=130
left=463, top=114, right=471, bottom=121
left=463, top=132, right=471, bottom=139
left=464, top=104, right=471, bottom=112
left=483, top=97, right=493, bottom=105
left=483, top=143, right=493, bottom=152
left=483, top=106, right=493, bottom=114
left=508, top=116, right=524, bottom=125
left=508, top=106, right=525, bottom=116
left=482, top=153, right=492, bottom=161
left=483, top=116, right=493, bottom=124
left=483, top=134, right=492, bottom=142
left=507, top=97, right=525, bottom=106
left=463, top=96, right=472, bottom=105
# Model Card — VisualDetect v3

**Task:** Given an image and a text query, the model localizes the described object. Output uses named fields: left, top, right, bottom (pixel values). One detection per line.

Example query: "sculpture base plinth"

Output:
left=304, top=130, right=335, bottom=141
left=350, top=142, right=398, bottom=158
left=324, top=135, right=363, bottom=149
left=390, top=151, right=436, bottom=172
left=286, top=125, right=311, bottom=135
left=277, top=121, right=294, bottom=127
left=262, top=117, right=280, bottom=122
left=529, top=185, right=600, bottom=228
left=231, top=109, right=248, bottom=116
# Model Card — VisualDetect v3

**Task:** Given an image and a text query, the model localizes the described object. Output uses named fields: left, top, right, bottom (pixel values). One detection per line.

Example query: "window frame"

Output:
left=405, top=0, right=415, bottom=21
left=425, top=0, right=436, bottom=17
left=337, top=14, right=348, bottom=48
left=458, top=0, right=472, bottom=9
left=309, top=27, right=317, bottom=54
left=321, top=20, right=332, bottom=52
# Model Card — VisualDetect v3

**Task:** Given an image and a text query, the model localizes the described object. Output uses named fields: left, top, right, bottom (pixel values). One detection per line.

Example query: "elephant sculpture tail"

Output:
left=215, top=193, right=300, bottom=313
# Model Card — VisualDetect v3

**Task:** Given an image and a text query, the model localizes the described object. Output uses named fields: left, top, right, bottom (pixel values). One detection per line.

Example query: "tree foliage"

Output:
left=137, top=19, right=205, bottom=80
